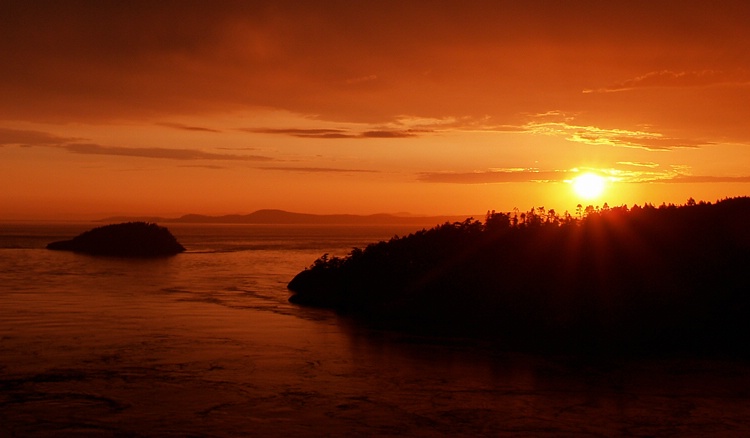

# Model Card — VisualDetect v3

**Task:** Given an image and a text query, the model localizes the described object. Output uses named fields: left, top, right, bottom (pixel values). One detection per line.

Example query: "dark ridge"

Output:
left=288, top=197, right=750, bottom=356
left=47, top=222, right=185, bottom=257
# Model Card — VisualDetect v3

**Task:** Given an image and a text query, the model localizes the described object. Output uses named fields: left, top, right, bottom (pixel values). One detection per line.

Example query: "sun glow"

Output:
left=572, top=173, right=606, bottom=199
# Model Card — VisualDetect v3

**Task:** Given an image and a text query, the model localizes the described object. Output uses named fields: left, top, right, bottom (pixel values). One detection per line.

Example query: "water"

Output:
left=1, top=222, right=749, bottom=436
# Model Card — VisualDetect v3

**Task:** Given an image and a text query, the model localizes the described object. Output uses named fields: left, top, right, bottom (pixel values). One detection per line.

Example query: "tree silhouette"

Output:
left=289, top=197, right=750, bottom=355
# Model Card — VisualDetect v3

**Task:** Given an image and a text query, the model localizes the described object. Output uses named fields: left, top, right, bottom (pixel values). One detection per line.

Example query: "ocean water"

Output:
left=1, top=222, right=749, bottom=437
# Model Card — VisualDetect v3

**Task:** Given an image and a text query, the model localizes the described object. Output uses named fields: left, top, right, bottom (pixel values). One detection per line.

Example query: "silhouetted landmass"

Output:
left=100, top=209, right=468, bottom=225
left=289, top=197, right=750, bottom=356
left=47, top=222, right=185, bottom=257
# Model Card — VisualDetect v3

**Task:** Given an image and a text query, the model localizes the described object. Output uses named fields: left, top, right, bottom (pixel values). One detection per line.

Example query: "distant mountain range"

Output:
left=99, top=209, right=472, bottom=225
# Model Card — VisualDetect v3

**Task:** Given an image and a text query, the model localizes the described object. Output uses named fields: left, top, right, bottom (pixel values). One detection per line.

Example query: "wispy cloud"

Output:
left=63, top=143, right=273, bottom=161
left=596, top=165, right=750, bottom=184
left=1, top=127, right=272, bottom=161
left=418, top=165, right=750, bottom=186
left=158, top=122, right=222, bottom=133
left=664, top=175, right=750, bottom=183
left=584, top=69, right=750, bottom=93
left=377, top=115, right=521, bottom=134
left=418, top=168, right=571, bottom=184
left=0, top=128, right=81, bottom=146
left=523, top=120, right=711, bottom=151
left=242, top=115, right=532, bottom=141
left=177, top=164, right=227, bottom=169
left=360, top=130, right=420, bottom=138
left=245, top=128, right=350, bottom=138
left=617, top=161, right=660, bottom=168
left=244, top=127, right=423, bottom=139
left=217, top=147, right=262, bottom=151
left=259, top=166, right=379, bottom=174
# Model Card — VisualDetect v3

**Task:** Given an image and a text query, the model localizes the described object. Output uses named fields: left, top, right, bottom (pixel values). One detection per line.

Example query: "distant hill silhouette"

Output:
left=288, top=197, right=750, bottom=356
left=100, top=210, right=469, bottom=225
left=47, top=222, right=185, bottom=257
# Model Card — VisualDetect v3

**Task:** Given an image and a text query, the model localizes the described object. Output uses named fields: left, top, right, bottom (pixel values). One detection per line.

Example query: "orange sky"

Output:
left=2, top=1, right=750, bottom=220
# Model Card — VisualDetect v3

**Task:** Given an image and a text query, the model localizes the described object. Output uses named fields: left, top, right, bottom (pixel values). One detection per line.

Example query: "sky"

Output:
left=2, top=1, right=750, bottom=220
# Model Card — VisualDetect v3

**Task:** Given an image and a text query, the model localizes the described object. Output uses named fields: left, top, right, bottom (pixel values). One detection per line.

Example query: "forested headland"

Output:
left=288, top=197, right=750, bottom=355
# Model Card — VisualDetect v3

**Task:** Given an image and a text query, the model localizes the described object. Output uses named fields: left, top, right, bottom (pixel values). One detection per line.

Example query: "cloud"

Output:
left=243, top=115, right=505, bottom=140
left=387, top=115, right=525, bottom=134
left=3, top=3, right=750, bottom=126
left=617, top=161, right=660, bottom=169
left=418, top=168, right=570, bottom=184
left=177, top=164, right=226, bottom=169
left=245, top=127, right=423, bottom=139
left=584, top=69, right=750, bottom=93
left=1, top=128, right=270, bottom=162
left=360, top=130, right=418, bottom=138
left=216, top=146, right=261, bottom=151
left=246, top=128, right=354, bottom=138
left=576, top=133, right=706, bottom=151
left=523, top=120, right=711, bottom=151
left=62, top=143, right=273, bottom=161
left=392, top=115, right=462, bottom=128
left=0, top=128, right=80, bottom=146
left=158, top=123, right=222, bottom=133
left=594, top=166, right=750, bottom=184
left=664, top=175, right=750, bottom=183
left=417, top=166, right=750, bottom=185
left=259, top=166, right=379, bottom=174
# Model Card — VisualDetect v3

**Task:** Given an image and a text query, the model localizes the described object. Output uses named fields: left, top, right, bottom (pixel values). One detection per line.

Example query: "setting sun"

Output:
left=2, top=3, right=750, bottom=221
left=572, top=173, right=606, bottom=200
left=3, top=4, right=750, bottom=436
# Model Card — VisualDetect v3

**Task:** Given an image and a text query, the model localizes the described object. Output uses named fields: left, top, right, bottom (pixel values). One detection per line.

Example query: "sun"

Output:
left=572, top=173, right=606, bottom=200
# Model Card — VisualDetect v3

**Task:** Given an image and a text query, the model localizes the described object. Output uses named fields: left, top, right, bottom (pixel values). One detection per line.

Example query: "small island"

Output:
left=47, top=222, right=185, bottom=257
left=289, top=197, right=750, bottom=355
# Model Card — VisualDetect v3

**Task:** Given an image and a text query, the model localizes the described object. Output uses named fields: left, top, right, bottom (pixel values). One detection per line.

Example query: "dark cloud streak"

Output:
left=419, top=169, right=570, bottom=184
left=62, top=143, right=273, bottom=161
left=0, top=128, right=81, bottom=146
left=585, top=69, right=750, bottom=93
left=247, top=128, right=352, bottom=138
left=245, top=127, right=423, bottom=139
left=259, top=166, right=379, bottom=174
left=158, top=123, right=222, bottom=133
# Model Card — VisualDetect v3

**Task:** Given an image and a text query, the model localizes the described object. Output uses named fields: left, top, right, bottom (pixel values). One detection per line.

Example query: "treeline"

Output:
left=288, top=197, right=750, bottom=355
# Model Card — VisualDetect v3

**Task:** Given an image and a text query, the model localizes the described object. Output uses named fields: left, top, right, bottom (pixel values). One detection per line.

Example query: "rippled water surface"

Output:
left=1, top=222, right=749, bottom=436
